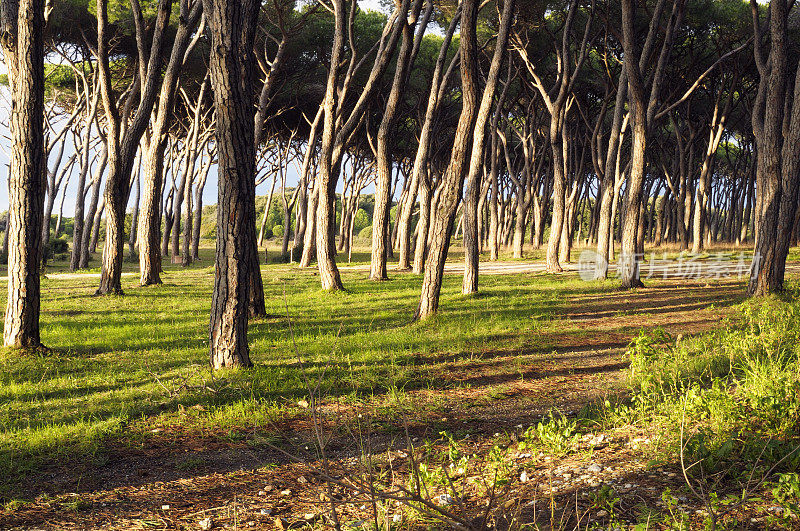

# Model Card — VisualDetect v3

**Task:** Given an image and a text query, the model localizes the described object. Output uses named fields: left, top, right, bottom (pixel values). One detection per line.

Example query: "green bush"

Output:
left=272, top=224, right=284, bottom=238
left=42, top=237, right=69, bottom=261
left=352, top=209, right=370, bottom=234
left=358, top=225, right=372, bottom=240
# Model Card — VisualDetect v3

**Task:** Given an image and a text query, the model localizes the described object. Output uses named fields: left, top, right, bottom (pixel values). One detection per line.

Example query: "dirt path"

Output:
left=339, top=257, right=799, bottom=279
left=17, top=257, right=793, bottom=283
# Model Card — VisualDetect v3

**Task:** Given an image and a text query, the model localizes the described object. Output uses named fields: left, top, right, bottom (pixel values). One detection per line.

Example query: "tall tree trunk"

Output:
left=97, top=0, right=172, bottom=295
left=750, top=0, right=800, bottom=295
left=2, top=0, right=46, bottom=348
left=416, top=0, right=479, bottom=319
left=138, top=0, right=202, bottom=285
left=370, top=0, right=425, bottom=280
left=463, top=0, right=514, bottom=294
left=204, top=0, right=260, bottom=368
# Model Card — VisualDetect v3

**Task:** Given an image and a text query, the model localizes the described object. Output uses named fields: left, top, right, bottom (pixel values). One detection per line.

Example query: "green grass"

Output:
left=600, top=295, right=800, bottom=496
left=0, top=247, right=624, bottom=497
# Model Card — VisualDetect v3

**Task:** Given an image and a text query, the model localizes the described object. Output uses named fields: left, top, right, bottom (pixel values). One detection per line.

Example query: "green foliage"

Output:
left=352, top=209, right=370, bottom=234
left=357, top=225, right=372, bottom=240
left=45, top=64, right=77, bottom=89
left=518, top=410, right=580, bottom=456
left=771, top=473, right=800, bottom=527
left=42, top=237, right=70, bottom=262
left=616, top=298, right=800, bottom=485
left=271, top=224, right=284, bottom=238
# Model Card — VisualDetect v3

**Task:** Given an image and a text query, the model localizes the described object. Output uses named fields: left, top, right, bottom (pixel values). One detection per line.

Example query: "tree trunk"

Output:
left=204, top=0, right=260, bottom=368
left=416, top=0, right=479, bottom=319
left=96, top=0, right=172, bottom=295
left=462, top=0, right=514, bottom=294
left=2, top=0, right=46, bottom=348
left=138, top=0, right=202, bottom=284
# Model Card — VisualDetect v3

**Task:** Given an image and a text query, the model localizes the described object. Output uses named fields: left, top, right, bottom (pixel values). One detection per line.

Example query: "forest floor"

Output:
left=0, top=247, right=795, bottom=530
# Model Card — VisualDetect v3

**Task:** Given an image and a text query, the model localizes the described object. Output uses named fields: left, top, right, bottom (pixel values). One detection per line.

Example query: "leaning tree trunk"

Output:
left=314, top=0, right=347, bottom=291
left=3, top=0, right=46, bottom=348
left=370, top=0, right=424, bottom=280
left=463, top=0, right=514, bottom=294
left=416, top=0, right=479, bottom=319
left=204, top=0, right=260, bottom=368
left=138, top=0, right=202, bottom=285
left=96, top=0, right=171, bottom=295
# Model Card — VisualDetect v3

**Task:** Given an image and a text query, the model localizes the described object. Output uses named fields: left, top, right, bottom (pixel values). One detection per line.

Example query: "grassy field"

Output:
left=1, top=243, right=799, bottom=529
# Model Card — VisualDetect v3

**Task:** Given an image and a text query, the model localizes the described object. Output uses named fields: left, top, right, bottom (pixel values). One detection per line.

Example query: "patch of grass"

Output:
left=0, top=255, right=618, bottom=496
left=601, top=294, right=800, bottom=523
left=0, top=244, right=748, bottom=500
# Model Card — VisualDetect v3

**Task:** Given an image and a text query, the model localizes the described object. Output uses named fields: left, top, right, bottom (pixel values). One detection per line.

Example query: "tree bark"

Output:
left=463, top=0, right=514, bottom=294
left=204, top=0, right=260, bottom=368
left=96, top=0, right=172, bottom=295
left=416, top=0, right=479, bottom=319
left=2, top=0, right=46, bottom=348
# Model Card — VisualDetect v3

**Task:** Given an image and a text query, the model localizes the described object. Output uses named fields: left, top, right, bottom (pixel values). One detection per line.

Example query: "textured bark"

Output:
left=370, top=0, right=425, bottom=281
left=97, top=0, right=172, bottom=295
left=416, top=0, right=479, bottom=319
left=412, top=172, right=431, bottom=274
left=314, top=0, right=348, bottom=291
left=138, top=0, right=203, bottom=285
left=315, top=0, right=410, bottom=290
left=204, top=0, right=260, bottom=368
left=2, top=0, right=46, bottom=348
left=514, top=0, right=594, bottom=274
left=749, top=0, right=800, bottom=295
left=593, top=69, right=627, bottom=279
left=397, top=11, right=460, bottom=271
left=462, top=0, right=514, bottom=294
left=618, top=0, right=680, bottom=288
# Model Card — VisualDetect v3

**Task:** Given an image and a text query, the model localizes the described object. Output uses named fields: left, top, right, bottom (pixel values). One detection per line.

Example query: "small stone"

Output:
left=263, top=485, right=274, bottom=492
left=280, top=489, right=292, bottom=496
left=519, top=471, right=530, bottom=483
left=260, top=508, right=272, bottom=516
left=199, top=517, right=213, bottom=530
left=297, top=476, right=308, bottom=484
left=587, top=464, right=602, bottom=473
left=258, top=490, right=266, bottom=496
left=392, top=514, right=402, bottom=523
left=596, top=510, right=608, bottom=518
left=588, top=480, right=601, bottom=487
left=274, top=517, right=289, bottom=530
left=437, top=494, right=456, bottom=506
left=161, top=505, right=170, bottom=510
left=303, top=513, right=317, bottom=521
